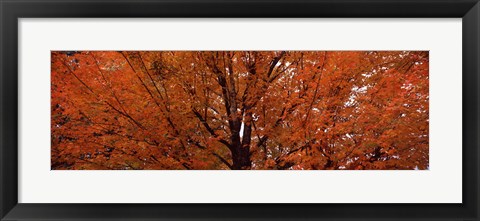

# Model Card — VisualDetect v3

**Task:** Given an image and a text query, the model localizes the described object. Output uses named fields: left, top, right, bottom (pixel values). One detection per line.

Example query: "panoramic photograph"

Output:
left=51, top=51, right=429, bottom=170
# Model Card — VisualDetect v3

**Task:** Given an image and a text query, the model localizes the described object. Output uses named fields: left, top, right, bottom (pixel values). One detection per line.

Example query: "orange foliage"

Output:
left=51, top=51, right=429, bottom=170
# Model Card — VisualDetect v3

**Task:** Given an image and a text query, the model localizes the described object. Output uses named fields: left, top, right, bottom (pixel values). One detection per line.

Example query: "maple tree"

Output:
left=51, top=51, right=429, bottom=170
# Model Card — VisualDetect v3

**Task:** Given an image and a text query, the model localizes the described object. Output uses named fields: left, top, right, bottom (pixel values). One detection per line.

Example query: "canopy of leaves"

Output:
left=51, top=51, right=429, bottom=170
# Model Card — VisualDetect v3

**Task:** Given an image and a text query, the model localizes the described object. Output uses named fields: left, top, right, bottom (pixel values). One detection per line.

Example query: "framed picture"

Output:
left=1, top=0, right=479, bottom=220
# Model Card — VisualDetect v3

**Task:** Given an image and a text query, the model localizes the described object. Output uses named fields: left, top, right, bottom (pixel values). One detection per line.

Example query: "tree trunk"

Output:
left=231, top=145, right=251, bottom=170
left=230, top=119, right=252, bottom=170
left=232, top=148, right=251, bottom=169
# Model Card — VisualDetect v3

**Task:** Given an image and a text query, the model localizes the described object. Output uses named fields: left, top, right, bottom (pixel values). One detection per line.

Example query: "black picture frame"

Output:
left=1, top=0, right=479, bottom=220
